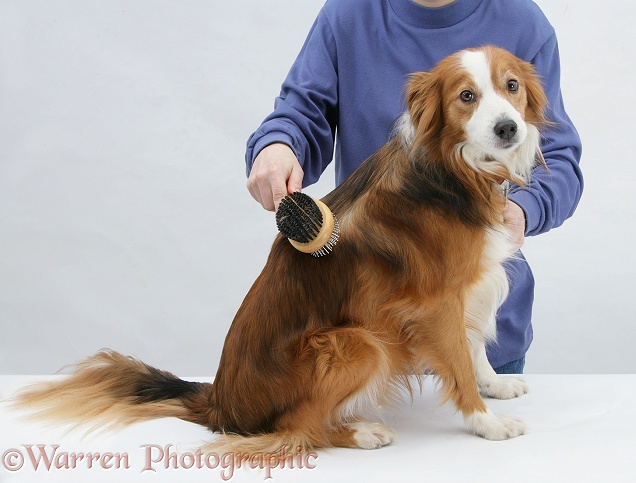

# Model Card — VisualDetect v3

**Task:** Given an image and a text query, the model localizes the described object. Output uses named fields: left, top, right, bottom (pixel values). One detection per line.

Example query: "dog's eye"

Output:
left=507, top=80, right=519, bottom=92
left=460, top=90, right=475, bottom=103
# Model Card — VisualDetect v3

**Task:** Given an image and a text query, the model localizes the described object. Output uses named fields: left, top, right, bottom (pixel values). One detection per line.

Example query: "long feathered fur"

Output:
left=12, top=46, right=549, bottom=456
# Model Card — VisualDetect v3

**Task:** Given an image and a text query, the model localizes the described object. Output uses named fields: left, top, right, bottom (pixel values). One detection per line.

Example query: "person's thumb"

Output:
left=286, top=163, right=304, bottom=196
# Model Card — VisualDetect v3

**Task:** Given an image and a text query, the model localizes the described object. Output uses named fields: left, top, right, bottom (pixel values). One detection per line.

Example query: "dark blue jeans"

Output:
left=493, top=356, right=525, bottom=374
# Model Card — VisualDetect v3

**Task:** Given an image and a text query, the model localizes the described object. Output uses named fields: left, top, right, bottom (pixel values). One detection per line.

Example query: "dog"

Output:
left=14, top=46, right=548, bottom=454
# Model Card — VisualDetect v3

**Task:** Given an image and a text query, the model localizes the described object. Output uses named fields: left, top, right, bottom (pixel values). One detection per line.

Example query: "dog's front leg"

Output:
left=422, top=301, right=526, bottom=440
left=464, top=261, right=528, bottom=399
left=468, top=334, right=529, bottom=399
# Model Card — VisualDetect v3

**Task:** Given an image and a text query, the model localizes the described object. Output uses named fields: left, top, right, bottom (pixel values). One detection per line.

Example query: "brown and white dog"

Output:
left=14, top=46, right=548, bottom=454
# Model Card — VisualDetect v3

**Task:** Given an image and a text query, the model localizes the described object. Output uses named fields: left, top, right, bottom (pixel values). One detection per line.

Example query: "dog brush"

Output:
left=275, top=192, right=340, bottom=257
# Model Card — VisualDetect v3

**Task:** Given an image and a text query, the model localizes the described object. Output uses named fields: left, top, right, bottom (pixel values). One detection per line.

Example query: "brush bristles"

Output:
left=310, top=219, right=339, bottom=257
left=275, top=192, right=339, bottom=257
left=276, top=192, right=323, bottom=243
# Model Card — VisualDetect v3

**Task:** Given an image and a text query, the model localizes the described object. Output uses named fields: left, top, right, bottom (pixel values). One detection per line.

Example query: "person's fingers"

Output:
left=246, top=166, right=274, bottom=211
left=246, top=143, right=303, bottom=212
left=503, top=200, right=526, bottom=253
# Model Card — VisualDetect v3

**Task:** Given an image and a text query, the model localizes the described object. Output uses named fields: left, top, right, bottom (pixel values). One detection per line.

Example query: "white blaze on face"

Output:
left=460, top=50, right=528, bottom=156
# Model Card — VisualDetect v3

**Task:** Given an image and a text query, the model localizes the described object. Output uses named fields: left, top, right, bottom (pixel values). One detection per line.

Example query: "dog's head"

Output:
left=400, top=46, right=549, bottom=186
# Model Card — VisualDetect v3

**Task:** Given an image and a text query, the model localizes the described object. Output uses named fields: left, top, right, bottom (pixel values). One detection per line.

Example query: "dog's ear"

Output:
left=521, top=62, right=549, bottom=128
left=406, top=71, right=444, bottom=154
left=519, top=59, right=552, bottom=169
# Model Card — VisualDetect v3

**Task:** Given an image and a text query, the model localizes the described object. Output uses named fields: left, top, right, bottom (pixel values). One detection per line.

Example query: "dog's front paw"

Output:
left=480, top=376, right=528, bottom=400
left=349, top=422, right=396, bottom=449
left=466, top=411, right=526, bottom=440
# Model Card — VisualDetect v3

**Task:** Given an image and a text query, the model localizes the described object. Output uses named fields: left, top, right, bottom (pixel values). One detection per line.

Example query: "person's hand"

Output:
left=503, top=200, right=526, bottom=253
left=247, top=143, right=304, bottom=211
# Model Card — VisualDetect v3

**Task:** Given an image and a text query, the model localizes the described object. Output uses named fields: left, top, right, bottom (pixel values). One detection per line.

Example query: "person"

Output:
left=244, top=0, right=583, bottom=374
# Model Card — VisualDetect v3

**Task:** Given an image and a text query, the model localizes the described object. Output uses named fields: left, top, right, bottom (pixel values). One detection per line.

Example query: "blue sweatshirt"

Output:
left=246, top=0, right=583, bottom=368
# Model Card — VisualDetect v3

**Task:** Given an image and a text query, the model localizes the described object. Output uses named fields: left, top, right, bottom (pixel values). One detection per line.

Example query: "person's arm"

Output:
left=245, top=11, right=338, bottom=211
left=508, top=33, right=584, bottom=236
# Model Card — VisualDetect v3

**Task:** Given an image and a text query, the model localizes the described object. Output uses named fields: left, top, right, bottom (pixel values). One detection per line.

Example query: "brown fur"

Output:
left=13, top=46, right=548, bottom=456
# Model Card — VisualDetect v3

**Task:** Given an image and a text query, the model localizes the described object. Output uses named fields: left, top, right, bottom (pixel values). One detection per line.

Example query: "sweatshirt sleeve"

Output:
left=507, top=34, right=584, bottom=236
left=245, top=11, right=338, bottom=187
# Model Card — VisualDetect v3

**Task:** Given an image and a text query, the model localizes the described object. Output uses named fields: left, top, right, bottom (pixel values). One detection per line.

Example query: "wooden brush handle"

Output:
left=288, top=199, right=335, bottom=254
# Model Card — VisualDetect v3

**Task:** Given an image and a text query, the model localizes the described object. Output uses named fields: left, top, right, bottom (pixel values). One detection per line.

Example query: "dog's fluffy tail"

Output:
left=12, top=351, right=322, bottom=456
left=11, top=350, right=214, bottom=433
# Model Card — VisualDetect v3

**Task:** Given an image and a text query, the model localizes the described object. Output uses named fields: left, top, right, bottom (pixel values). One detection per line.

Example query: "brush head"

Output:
left=276, top=192, right=339, bottom=257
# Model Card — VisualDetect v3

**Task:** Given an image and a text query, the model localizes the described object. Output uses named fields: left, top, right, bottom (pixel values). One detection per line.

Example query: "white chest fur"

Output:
left=465, top=225, right=513, bottom=342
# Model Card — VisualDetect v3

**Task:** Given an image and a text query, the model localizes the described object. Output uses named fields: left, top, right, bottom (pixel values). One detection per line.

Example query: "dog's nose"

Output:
left=494, top=120, right=518, bottom=142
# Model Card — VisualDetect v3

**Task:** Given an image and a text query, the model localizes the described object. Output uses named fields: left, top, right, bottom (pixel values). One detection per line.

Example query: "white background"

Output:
left=0, top=0, right=634, bottom=375
left=2, top=375, right=634, bottom=482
